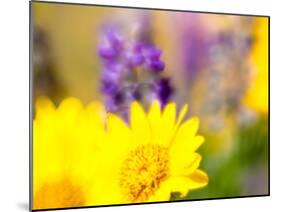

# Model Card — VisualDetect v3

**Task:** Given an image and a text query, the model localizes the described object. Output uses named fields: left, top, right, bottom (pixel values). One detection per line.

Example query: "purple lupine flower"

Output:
left=98, top=25, right=126, bottom=112
left=100, top=63, right=123, bottom=94
left=144, top=45, right=162, bottom=60
left=132, top=86, right=142, bottom=101
left=98, top=22, right=173, bottom=117
left=98, top=25, right=123, bottom=61
left=125, top=42, right=165, bottom=72
left=146, top=59, right=165, bottom=72
left=143, top=44, right=165, bottom=72
left=181, top=21, right=209, bottom=82
left=154, top=78, right=174, bottom=107
left=126, top=42, right=145, bottom=68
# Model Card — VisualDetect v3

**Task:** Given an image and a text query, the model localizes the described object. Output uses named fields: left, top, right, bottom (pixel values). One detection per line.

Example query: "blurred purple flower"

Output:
left=146, top=59, right=165, bottom=72
left=154, top=78, right=174, bottom=107
left=97, top=23, right=173, bottom=116
left=98, top=25, right=123, bottom=61
left=143, top=44, right=165, bottom=72
left=181, top=18, right=209, bottom=82
left=144, top=45, right=162, bottom=60
left=125, top=43, right=165, bottom=72
left=126, top=42, right=145, bottom=68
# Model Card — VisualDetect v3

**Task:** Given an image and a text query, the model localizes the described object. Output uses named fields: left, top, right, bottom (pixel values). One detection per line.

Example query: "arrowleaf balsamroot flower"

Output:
left=33, top=97, right=105, bottom=210
left=92, top=100, right=208, bottom=205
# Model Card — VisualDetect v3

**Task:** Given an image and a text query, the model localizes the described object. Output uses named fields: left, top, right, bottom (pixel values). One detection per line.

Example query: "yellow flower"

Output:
left=243, top=18, right=269, bottom=114
left=33, top=97, right=105, bottom=210
left=92, top=101, right=208, bottom=205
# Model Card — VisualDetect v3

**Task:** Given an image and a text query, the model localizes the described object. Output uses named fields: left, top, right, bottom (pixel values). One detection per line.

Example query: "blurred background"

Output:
left=32, top=2, right=269, bottom=200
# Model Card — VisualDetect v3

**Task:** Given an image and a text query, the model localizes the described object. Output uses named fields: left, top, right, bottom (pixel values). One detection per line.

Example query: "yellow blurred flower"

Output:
left=92, top=101, right=208, bottom=205
left=243, top=18, right=269, bottom=114
left=33, top=97, right=208, bottom=208
left=33, top=97, right=105, bottom=210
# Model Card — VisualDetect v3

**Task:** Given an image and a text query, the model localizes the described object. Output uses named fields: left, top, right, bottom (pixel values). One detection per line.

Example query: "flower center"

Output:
left=119, top=144, right=169, bottom=202
left=33, top=178, right=86, bottom=209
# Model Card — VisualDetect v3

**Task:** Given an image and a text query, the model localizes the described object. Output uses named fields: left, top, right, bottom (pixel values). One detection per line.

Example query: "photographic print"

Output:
left=30, top=1, right=269, bottom=211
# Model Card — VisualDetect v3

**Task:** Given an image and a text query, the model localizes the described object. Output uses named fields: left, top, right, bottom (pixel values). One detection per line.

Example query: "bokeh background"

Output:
left=32, top=2, right=269, bottom=200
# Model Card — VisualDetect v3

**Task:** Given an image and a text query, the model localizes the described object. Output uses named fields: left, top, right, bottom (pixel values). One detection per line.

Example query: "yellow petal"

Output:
left=130, top=101, right=151, bottom=144
left=154, top=102, right=176, bottom=145
left=175, top=104, right=188, bottom=129
left=162, top=102, right=176, bottom=127
left=185, top=169, right=209, bottom=190
left=184, top=153, right=202, bottom=175
left=107, top=113, right=130, bottom=135
left=107, top=113, right=132, bottom=142
left=35, top=96, right=55, bottom=113
left=170, top=152, right=202, bottom=176
left=149, top=176, right=192, bottom=201
left=35, top=96, right=56, bottom=124
left=85, top=101, right=106, bottom=126
left=77, top=101, right=106, bottom=143
left=33, top=119, right=64, bottom=194
left=166, top=104, right=188, bottom=147
left=164, top=177, right=190, bottom=197
left=177, top=117, right=200, bottom=139
left=57, top=97, right=83, bottom=127
left=147, top=179, right=172, bottom=202
left=148, top=100, right=161, bottom=131
left=170, top=117, right=203, bottom=157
